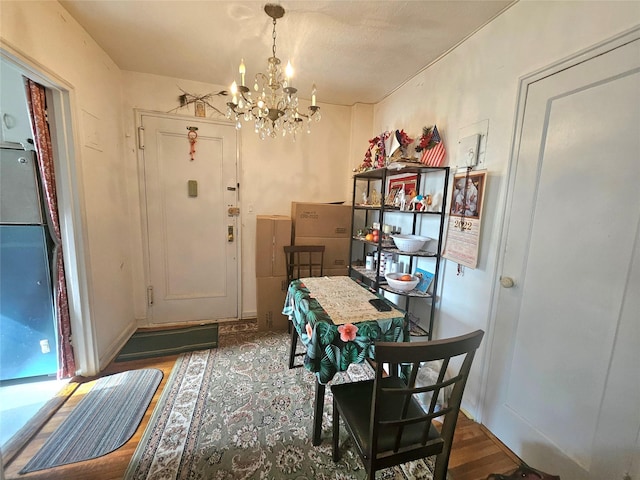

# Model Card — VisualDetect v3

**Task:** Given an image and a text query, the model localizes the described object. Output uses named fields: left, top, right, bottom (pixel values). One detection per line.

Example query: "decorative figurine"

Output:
left=409, top=194, right=428, bottom=211
left=371, top=189, right=379, bottom=206
left=396, top=187, right=406, bottom=211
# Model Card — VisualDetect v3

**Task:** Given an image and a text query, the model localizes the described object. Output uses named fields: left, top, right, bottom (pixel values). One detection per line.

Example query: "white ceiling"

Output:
left=59, top=0, right=514, bottom=106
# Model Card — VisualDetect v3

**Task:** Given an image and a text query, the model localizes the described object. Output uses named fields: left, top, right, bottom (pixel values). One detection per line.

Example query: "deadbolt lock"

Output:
left=228, top=207, right=240, bottom=216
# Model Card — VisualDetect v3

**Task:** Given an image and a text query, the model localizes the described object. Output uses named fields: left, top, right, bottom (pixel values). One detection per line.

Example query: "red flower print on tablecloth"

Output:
left=338, top=323, right=358, bottom=342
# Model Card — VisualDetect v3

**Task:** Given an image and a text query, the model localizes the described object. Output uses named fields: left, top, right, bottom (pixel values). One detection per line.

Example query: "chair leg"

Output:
left=313, top=380, right=325, bottom=446
left=433, top=452, right=448, bottom=480
left=332, top=398, right=340, bottom=461
left=288, top=326, right=299, bottom=369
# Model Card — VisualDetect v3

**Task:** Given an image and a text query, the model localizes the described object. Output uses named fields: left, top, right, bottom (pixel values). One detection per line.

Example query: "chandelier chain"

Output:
left=272, top=18, right=277, bottom=58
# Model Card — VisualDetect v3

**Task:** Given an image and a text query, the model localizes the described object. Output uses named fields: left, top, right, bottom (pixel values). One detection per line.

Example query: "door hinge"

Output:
left=147, top=285, right=154, bottom=306
left=138, top=126, right=145, bottom=149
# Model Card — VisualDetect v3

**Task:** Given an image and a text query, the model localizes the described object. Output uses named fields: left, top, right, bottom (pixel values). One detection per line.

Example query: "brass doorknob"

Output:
left=500, top=276, right=515, bottom=288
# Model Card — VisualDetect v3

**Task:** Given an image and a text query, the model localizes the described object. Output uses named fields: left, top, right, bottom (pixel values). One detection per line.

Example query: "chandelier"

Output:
left=226, top=4, right=321, bottom=140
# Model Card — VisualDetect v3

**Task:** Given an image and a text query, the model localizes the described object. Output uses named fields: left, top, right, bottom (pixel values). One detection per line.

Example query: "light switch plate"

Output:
left=458, top=119, right=489, bottom=168
left=188, top=180, right=198, bottom=197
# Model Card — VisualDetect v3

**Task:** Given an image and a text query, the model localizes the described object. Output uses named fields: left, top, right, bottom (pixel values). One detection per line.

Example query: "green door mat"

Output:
left=116, top=324, right=218, bottom=362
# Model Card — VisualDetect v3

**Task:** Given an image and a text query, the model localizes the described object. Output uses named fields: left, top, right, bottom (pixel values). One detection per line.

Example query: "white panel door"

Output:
left=141, top=114, right=239, bottom=324
left=484, top=37, right=640, bottom=480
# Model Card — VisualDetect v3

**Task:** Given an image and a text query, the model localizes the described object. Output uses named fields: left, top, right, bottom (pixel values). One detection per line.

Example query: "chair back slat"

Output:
left=284, top=245, right=325, bottom=283
left=284, top=245, right=325, bottom=369
left=371, top=330, right=484, bottom=467
left=332, top=329, right=484, bottom=480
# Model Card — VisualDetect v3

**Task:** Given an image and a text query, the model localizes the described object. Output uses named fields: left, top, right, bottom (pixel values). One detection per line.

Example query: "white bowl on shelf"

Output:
left=385, top=272, right=420, bottom=292
left=390, top=234, right=431, bottom=253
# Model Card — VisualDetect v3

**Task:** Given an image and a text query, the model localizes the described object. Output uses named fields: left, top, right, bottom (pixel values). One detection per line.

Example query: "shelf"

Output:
left=354, top=204, right=443, bottom=215
left=350, top=265, right=382, bottom=283
left=351, top=236, right=439, bottom=257
left=352, top=265, right=433, bottom=299
left=408, top=320, right=430, bottom=337
left=384, top=209, right=444, bottom=216
left=353, top=204, right=384, bottom=210
left=380, top=285, right=433, bottom=299
left=352, top=236, right=395, bottom=248
left=381, top=247, right=438, bottom=258
left=353, top=165, right=449, bottom=180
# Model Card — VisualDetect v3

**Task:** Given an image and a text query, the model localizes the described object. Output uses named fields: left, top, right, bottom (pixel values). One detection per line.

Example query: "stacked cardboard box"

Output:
left=255, top=215, right=291, bottom=331
left=290, top=202, right=351, bottom=277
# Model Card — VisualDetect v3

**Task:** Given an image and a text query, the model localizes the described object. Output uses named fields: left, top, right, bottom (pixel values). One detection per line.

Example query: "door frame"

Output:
left=0, top=45, right=98, bottom=376
left=134, top=110, right=242, bottom=325
left=479, top=25, right=640, bottom=421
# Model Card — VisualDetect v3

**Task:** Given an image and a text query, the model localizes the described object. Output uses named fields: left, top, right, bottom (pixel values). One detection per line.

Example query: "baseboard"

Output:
left=99, top=322, right=138, bottom=371
left=480, top=423, right=523, bottom=465
left=460, top=407, right=474, bottom=420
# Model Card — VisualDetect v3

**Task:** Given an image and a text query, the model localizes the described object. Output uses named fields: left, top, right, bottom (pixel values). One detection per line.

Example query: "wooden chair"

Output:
left=331, top=329, right=484, bottom=480
left=284, top=245, right=325, bottom=369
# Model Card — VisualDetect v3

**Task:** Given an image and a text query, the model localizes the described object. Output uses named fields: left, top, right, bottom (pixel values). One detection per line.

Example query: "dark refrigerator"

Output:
left=0, top=147, right=58, bottom=381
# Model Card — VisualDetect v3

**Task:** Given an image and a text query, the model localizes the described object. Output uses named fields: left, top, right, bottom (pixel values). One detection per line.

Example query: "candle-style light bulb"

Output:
left=311, top=83, right=317, bottom=107
left=285, top=61, right=294, bottom=80
left=239, top=59, right=246, bottom=86
left=231, top=81, right=238, bottom=104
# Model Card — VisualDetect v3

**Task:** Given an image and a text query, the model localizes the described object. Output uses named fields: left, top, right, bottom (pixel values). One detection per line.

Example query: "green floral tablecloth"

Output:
left=282, top=276, right=408, bottom=384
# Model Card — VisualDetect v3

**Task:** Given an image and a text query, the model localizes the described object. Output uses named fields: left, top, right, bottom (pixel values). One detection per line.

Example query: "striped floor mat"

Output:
left=20, top=368, right=162, bottom=473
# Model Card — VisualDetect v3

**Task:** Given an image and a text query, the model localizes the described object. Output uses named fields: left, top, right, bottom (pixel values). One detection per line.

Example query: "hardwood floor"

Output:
left=3, top=354, right=180, bottom=480
left=3, top=335, right=520, bottom=480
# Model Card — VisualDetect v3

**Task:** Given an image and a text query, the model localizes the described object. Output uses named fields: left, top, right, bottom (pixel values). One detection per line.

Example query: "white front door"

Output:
left=140, top=113, right=239, bottom=324
left=484, top=35, right=640, bottom=480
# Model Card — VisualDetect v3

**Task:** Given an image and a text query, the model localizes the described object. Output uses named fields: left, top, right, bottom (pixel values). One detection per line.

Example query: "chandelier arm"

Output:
left=255, top=72, right=269, bottom=84
left=238, top=90, right=250, bottom=104
left=249, top=104, right=263, bottom=116
left=275, top=97, right=288, bottom=111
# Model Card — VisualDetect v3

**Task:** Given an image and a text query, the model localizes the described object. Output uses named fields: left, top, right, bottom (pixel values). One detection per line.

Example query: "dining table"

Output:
left=282, top=275, right=409, bottom=445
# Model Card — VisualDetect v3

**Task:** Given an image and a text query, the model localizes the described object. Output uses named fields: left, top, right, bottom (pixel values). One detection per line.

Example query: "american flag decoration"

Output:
left=419, top=125, right=446, bottom=167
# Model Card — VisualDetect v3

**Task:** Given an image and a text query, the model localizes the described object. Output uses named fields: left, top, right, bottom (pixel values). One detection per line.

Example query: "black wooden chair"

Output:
left=284, top=244, right=325, bottom=369
left=331, top=329, right=484, bottom=480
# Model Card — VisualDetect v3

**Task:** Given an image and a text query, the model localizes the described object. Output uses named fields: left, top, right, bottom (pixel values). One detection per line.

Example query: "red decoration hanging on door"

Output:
left=187, top=127, right=198, bottom=161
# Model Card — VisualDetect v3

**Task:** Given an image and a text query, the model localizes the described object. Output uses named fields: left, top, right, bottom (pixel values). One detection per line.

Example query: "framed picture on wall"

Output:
left=387, top=173, right=418, bottom=197
left=385, top=185, right=402, bottom=206
left=194, top=100, right=206, bottom=118
left=449, top=171, right=486, bottom=219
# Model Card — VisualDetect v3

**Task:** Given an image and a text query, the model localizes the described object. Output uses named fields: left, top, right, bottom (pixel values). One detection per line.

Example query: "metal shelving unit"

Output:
left=348, top=165, right=449, bottom=339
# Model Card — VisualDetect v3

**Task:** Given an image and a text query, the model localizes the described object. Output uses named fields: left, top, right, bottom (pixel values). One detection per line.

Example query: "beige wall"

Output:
left=374, top=0, right=639, bottom=417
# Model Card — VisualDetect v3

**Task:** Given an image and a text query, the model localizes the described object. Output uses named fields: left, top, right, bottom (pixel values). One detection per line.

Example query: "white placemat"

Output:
left=300, top=276, right=404, bottom=325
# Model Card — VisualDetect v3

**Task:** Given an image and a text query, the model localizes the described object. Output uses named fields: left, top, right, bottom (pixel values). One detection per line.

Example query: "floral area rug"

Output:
left=124, top=330, right=434, bottom=480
